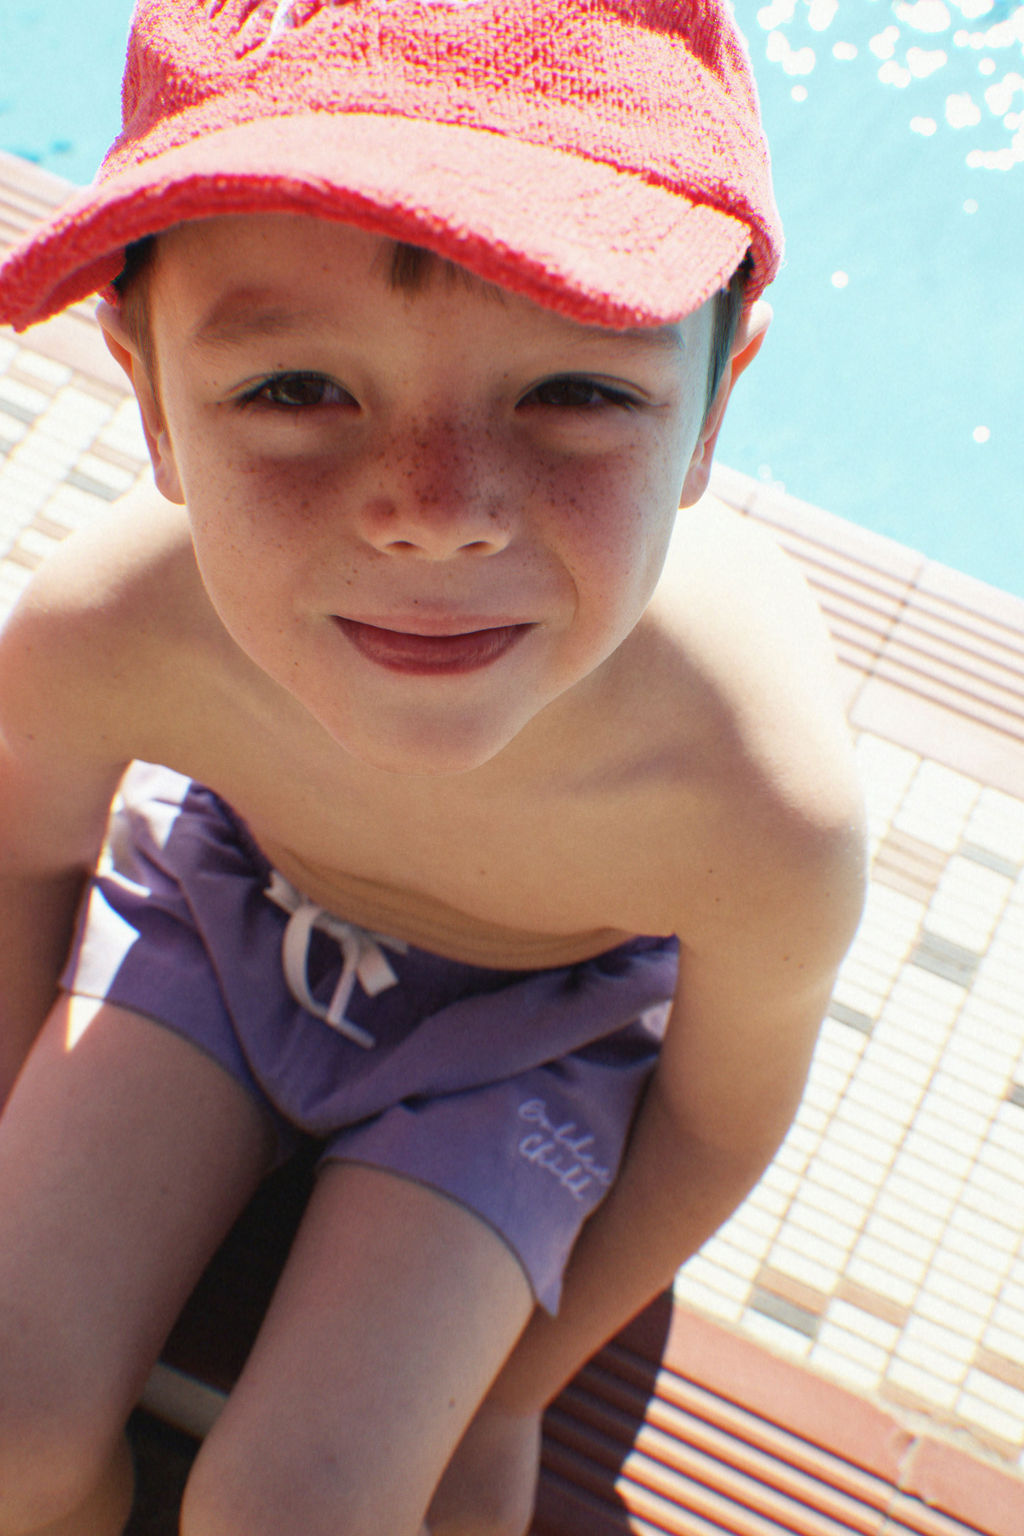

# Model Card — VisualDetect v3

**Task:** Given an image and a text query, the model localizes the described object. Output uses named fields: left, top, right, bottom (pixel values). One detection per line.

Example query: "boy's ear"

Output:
left=679, top=298, right=771, bottom=508
left=95, top=299, right=185, bottom=505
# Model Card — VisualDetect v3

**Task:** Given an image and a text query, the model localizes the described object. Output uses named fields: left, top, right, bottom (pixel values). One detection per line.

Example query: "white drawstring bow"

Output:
left=265, top=871, right=407, bottom=1049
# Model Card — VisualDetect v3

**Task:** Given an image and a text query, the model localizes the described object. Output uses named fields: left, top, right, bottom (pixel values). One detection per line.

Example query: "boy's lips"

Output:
left=335, top=618, right=533, bottom=674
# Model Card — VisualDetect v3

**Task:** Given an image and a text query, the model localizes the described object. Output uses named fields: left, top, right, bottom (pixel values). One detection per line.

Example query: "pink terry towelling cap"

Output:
left=0, top=0, right=782, bottom=333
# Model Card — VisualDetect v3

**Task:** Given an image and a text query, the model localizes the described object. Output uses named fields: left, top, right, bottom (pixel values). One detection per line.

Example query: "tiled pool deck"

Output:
left=2, top=150, right=1022, bottom=1514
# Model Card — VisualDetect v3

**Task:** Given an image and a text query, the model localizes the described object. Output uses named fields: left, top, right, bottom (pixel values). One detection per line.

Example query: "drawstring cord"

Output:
left=265, top=871, right=407, bottom=1049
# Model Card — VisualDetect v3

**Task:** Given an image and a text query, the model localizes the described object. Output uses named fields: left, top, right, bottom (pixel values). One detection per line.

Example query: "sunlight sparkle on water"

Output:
left=757, top=0, right=1024, bottom=168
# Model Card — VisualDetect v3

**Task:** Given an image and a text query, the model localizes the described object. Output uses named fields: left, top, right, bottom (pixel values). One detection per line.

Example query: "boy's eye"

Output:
left=522, top=376, right=639, bottom=411
left=238, top=372, right=355, bottom=410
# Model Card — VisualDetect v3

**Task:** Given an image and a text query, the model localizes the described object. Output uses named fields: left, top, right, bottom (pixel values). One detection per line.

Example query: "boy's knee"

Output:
left=0, top=1327, right=133, bottom=1534
left=0, top=1411, right=127, bottom=1536
left=182, top=1422, right=423, bottom=1536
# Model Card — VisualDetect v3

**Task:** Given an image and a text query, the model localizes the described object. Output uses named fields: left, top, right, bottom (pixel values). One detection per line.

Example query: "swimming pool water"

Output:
left=722, top=0, right=1024, bottom=597
left=1, top=0, right=1021, bottom=596
left=0, top=2, right=135, bottom=185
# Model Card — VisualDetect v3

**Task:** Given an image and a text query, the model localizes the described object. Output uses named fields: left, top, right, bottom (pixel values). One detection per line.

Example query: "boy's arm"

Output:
left=493, top=806, right=866, bottom=1411
left=428, top=802, right=865, bottom=1532
left=0, top=574, right=128, bottom=1104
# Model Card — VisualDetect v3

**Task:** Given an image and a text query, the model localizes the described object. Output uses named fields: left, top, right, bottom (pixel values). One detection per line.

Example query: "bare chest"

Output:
left=225, top=766, right=679, bottom=965
left=148, top=692, right=697, bottom=965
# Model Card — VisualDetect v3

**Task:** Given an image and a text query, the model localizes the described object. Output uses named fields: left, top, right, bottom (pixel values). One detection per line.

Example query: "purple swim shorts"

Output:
left=61, top=763, right=678, bottom=1312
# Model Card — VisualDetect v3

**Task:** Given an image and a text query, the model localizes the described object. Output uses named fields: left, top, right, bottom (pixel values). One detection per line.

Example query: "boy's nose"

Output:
left=355, top=418, right=513, bottom=560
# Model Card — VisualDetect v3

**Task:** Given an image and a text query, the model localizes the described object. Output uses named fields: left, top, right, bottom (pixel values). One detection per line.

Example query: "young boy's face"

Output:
left=111, top=214, right=736, bottom=775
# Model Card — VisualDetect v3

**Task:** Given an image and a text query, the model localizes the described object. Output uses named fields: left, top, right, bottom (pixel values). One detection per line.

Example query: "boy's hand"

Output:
left=425, top=1399, right=542, bottom=1536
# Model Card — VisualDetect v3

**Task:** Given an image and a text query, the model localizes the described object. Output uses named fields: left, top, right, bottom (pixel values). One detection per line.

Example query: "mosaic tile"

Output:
left=800, top=1071, right=848, bottom=1122
left=671, top=1277, right=743, bottom=1324
left=893, top=761, right=981, bottom=852
left=844, top=1255, right=919, bottom=1312
left=828, top=977, right=888, bottom=1021
left=0, top=564, right=31, bottom=609
left=0, top=407, right=29, bottom=444
left=965, top=786, right=1024, bottom=857
left=73, top=449, right=139, bottom=493
left=872, top=828, right=948, bottom=905
left=993, top=1269, right=1024, bottom=1311
left=64, top=467, right=127, bottom=502
left=910, top=931, right=982, bottom=987
left=826, top=999, right=874, bottom=1034
left=816, top=1118, right=896, bottom=1182
left=741, top=1307, right=813, bottom=1361
left=926, top=1078, right=1005, bottom=1144
left=978, top=946, right=1024, bottom=1015
left=749, top=1285, right=821, bottom=1340
left=854, top=733, right=920, bottom=823
left=834, top=1276, right=910, bottom=1330
left=903, top=1314, right=982, bottom=1370
left=826, top=1296, right=902, bottom=1350
left=725, top=1202, right=782, bottom=1250
left=698, top=1231, right=764, bottom=1285
left=0, top=378, right=49, bottom=420
left=888, top=1359, right=961, bottom=1413
left=845, top=1052, right=927, bottom=1115
left=94, top=404, right=148, bottom=461
left=772, top=1205, right=855, bottom=1271
left=959, top=1370, right=1024, bottom=1448
left=743, top=1180, right=793, bottom=1229
left=862, top=1215, right=938, bottom=1271
left=796, top=1179, right=871, bottom=1240
left=977, top=1348, right=1024, bottom=1395
left=942, top=1044, right=1015, bottom=1103
left=959, top=841, right=1021, bottom=881
left=935, top=1218, right=1019, bottom=1278
left=861, top=877, right=930, bottom=943
left=764, top=1239, right=841, bottom=1297
left=88, top=439, right=148, bottom=477
left=15, top=526, right=63, bottom=564
left=45, top=485, right=122, bottom=528
left=12, top=351, right=73, bottom=389
left=878, top=966, right=966, bottom=1040
left=873, top=1187, right=949, bottom=1247
left=808, top=1344, right=883, bottom=1396
left=673, top=1257, right=748, bottom=1321
left=915, top=1287, right=986, bottom=1336
left=757, top=1159, right=803, bottom=1208
left=960, top=993, right=1024, bottom=1047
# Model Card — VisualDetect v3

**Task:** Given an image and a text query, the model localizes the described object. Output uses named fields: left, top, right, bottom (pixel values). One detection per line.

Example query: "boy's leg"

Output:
left=183, top=1161, right=535, bottom=1536
left=7, top=1440, right=134, bottom=1536
left=0, top=996, right=275, bottom=1536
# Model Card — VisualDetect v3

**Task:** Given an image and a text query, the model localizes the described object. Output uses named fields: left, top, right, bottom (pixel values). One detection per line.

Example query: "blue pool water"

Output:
left=723, top=0, right=1024, bottom=597
left=1, top=0, right=1022, bottom=596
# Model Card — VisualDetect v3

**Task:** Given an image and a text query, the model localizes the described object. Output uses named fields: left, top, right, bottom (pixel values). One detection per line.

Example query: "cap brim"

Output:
left=0, top=113, right=759, bottom=332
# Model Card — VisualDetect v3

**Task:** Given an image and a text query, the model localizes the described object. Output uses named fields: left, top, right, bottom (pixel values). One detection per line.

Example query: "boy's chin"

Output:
left=325, top=711, right=533, bottom=778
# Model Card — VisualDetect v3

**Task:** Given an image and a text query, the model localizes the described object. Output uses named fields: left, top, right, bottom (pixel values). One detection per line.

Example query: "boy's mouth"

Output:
left=335, top=618, right=532, bottom=675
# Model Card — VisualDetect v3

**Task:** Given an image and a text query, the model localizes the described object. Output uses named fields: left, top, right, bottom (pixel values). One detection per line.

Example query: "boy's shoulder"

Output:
left=618, top=496, right=861, bottom=935
left=0, top=487, right=222, bottom=767
left=644, top=494, right=853, bottom=803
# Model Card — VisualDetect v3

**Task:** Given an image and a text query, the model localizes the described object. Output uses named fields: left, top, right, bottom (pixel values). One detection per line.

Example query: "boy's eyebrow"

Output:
left=188, top=290, right=336, bottom=349
left=578, top=323, right=684, bottom=354
left=188, top=289, right=686, bottom=355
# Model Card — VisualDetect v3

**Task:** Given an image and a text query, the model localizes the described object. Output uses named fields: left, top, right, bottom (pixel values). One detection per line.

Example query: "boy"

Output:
left=0, top=3, right=865, bottom=1533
